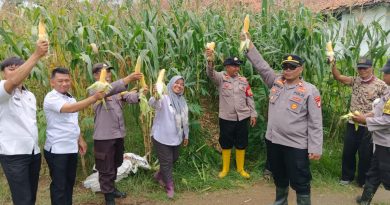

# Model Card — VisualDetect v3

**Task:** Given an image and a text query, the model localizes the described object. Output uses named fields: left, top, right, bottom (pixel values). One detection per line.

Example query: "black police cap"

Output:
left=223, top=57, right=243, bottom=66
left=281, top=54, right=305, bottom=66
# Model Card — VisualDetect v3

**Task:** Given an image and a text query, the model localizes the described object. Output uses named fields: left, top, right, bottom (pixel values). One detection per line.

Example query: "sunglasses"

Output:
left=357, top=66, right=370, bottom=70
left=282, top=64, right=299, bottom=71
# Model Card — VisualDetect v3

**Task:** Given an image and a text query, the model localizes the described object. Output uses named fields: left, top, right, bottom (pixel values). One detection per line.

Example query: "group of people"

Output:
left=1, top=34, right=390, bottom=205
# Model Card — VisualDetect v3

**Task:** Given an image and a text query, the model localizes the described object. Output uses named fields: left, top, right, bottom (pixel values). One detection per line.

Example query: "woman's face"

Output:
left=172, top=79, right=184, bottom=94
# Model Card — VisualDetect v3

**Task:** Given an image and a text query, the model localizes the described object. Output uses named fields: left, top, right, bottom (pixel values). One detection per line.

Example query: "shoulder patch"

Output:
left=314, top=96, right=321, bottom=108
left=246, top=85, right=253, bottom=97
left=383, top=100, right=390, bottom=115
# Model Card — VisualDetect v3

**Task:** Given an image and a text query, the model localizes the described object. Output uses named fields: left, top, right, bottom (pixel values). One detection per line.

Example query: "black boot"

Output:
left=296, top=194, right=311, bottom=205
left=356, top=185, right=377, bottom=205
left=113, top=188, right=127, bottom=198
left=104, top=193, right=115, bottom=205
left=273, top=187, right=288, bottom=205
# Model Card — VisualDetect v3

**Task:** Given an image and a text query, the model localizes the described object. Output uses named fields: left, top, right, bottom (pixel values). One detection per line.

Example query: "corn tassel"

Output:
left=239, top=14, right=250, bottom=52
left=340, top=111, right=360, bottom=131
left=326, top=41, right=334, bottom=62
left=86, top=68, right=112, bottom=110
left=206, top=42, right=215, bottom=61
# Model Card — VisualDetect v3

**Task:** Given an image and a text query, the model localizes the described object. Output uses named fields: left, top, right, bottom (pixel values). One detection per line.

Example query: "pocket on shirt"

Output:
left=221, top=82, right=233, bottom=96
left=287, top=96, right=304, bottom=113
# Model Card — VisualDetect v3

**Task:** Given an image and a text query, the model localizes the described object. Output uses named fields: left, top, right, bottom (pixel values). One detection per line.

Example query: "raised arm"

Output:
left=4, top=40, right=48, bottom=94
left=331, top=62, right=353, bottom=85
left=60, top=91, right=104, bottom=113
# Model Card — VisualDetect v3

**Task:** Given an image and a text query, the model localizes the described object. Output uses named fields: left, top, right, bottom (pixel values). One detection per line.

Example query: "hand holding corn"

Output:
left=205, top=42, right=215, bottom=61
left=340, top=111, right=362, bottom=131
left=87, top=68, right=112, bottom=110
left=34, top=39, right=49, bottom=58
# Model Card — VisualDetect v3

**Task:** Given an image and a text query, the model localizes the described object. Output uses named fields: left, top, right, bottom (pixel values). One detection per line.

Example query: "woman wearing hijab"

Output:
left=148, top=75, right=189, bottom=198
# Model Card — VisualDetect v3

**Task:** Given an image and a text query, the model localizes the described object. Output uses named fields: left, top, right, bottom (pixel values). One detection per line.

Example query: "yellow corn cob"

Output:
left=243, top=14, right=250, bottom=33
left=239, top=15, right=250, bottom=52
left=134, top=55, right=147, bottom=88
left=87, top=68, right=112, bottom=110
left=38, top=18, right=47, bottom=41
left=326, top=41, right=334, bottom=62
left=340, top=111, right=361, bottom=131
left=206, top=42, right=215, bottom=51
left=156, top=69, right=166, bottom=98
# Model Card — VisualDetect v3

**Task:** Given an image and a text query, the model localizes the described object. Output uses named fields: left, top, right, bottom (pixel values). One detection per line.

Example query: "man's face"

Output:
left=357, top=66, right=373, bottom=78
left=1, top=65, right=20, bottom=80
left=282, top=63, right=303, bottom=81
left=225, top=65, right=240, bottom=77
left=93, top=69, right=112, bottom=83
left=50, top=73, right=71, bottom=94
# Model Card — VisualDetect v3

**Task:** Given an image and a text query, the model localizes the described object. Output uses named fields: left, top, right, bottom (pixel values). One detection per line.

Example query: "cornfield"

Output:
left=0, top=0, right=389, bottom=202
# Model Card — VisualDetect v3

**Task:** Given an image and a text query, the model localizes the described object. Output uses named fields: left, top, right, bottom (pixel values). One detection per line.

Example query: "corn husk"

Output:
left=326, top=41, right=334, bottom=62
left=87, top=68, right=112, bottom=110
left=239, top=14, right=250, bottom=52
left=340, top=111, right=361, bottom=131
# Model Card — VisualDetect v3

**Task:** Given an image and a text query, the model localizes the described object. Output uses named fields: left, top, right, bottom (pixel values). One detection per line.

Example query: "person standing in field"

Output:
left=0, top=41, right=48, bottom=205
left=149, top=75, right=189, bottom=199
left=331, top=57, right=387, bottom=187
left=243, top=33, right=323, bottom=205
left=205, top=49, right=257, bottom=179
left=352, top=59, right=390, bottom=205
left=43, top=67, right=105, bottom=205
left=89, top=63, right=145, bottom=205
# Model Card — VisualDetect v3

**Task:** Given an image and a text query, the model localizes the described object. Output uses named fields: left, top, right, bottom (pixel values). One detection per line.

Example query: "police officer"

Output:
left=205, top=49, right=257, bottom=179
left=331, top=57, right=387, bottom=187
left=243, top=35, right=323, bottom=205
left=352, top=59, right=390, bottom=205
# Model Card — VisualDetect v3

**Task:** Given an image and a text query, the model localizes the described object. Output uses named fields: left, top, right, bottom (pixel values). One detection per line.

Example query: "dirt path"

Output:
left=114, top=181, right=390, bottom=205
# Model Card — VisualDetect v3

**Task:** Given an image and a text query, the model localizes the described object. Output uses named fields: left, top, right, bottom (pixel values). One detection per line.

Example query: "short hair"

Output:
left=0, top=56, right=25, bottom=71
left=51, top=67, right=70, bottom=79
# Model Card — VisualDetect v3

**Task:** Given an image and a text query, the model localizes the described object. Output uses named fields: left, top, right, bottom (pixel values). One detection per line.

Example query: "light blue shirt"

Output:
left=44, top=89, right=80, bottom=154
left=149, top=95, right=189, bottom=146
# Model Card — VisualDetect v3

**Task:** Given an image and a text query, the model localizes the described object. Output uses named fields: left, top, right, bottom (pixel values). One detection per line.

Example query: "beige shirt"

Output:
left=367, top=88, right=390, bottom=147
left=206, top=64, right=257, bottom=121
left=246, top=47, right=323, bottom=154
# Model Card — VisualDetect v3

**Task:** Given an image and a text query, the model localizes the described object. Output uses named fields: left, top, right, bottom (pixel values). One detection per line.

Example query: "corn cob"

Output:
left=90, top=43, right=98, bottom=54
left=326, top=41, right=334, bottom=62
left=340, top=111, right=361, bottom=131
left=86, top=68, right=112, bottom=110
left=206, top=42, right=215, bottom=61
left=239, top=14, right=250, bottom=52
left=134, top=55, right=147, bottom=88
left=156, top=69, right=166, bottom=99
left=38, top=18, right=48, bottom=41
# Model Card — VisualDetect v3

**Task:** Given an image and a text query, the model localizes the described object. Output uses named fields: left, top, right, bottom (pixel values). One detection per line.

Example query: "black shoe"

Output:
left=104, top=193, right=115, bottom=205
left=113, top=188, right=127, bottom=198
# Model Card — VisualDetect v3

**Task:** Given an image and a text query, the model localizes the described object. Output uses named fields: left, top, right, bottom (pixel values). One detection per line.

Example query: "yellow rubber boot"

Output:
left=236, top=149, right=250, bottom=179
left=218, top=149, right=231, bottom=178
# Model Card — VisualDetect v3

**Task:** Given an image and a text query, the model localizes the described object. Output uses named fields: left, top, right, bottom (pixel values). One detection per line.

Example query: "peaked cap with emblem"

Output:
left=281, top=54, right=305, bottom=66
left=223, top=57, right=243, bottom=66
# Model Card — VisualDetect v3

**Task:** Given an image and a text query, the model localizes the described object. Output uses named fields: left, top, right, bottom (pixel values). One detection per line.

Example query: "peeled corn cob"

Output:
left=326, top=41, right=334, bottom=62
left=38, top=18, right=48, bottom=41
left=156, top=69, right=166, bottom=99
left=340, top=111, right=361, bottom=131
left=239, top=14, right=250, bottom=52
left=134, top=55, right=147, bottom=88
left=87, top=68, right=112, bottom=110
left=206, top=42, right=215, bottom=61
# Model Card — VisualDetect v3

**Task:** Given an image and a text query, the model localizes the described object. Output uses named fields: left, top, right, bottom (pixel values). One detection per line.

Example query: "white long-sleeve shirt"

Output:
left=149, top=95, right=189, bottom=146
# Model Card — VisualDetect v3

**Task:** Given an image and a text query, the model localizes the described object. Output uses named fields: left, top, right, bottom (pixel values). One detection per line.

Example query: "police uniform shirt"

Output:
left=366, top=89, right=390, bottom=147
left=0, top=80, right=40, bottom=155
left=44, top=89, right=80, bottom=154
left=206, top=66, right=257, bottom=121
left=246, top=47, right=323, bottom=154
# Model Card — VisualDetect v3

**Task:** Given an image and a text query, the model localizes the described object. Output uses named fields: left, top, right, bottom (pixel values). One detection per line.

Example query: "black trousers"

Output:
left=153, top=138, right=180, bottom=184
left=0, top=153, right=41, bottom=205
left=44, top=150, right=78, bottom=205
left=266, top=139, right=312, bottom=195
left=219, top=117, right=249, bottom=149
left=341, top=123, right=373, bottom=186
left=366, top=144, right=390, bottom=190
left=94, top=138, right=124, bottom=194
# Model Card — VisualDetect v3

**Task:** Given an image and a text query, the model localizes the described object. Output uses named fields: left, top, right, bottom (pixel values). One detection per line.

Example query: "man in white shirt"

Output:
left=0, top=40, right=48, bottom=205
left=43, top=67, right=104, bottom=205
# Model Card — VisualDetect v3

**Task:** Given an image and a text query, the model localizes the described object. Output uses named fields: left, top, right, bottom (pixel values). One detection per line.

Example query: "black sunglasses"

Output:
left=282, top=64, right=299, bottom=70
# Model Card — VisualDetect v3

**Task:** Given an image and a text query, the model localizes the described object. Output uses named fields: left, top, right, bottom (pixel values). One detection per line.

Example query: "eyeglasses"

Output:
left=357, top=66, right=370, bottom=70
left=282, top=64, right=299, bottom=71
